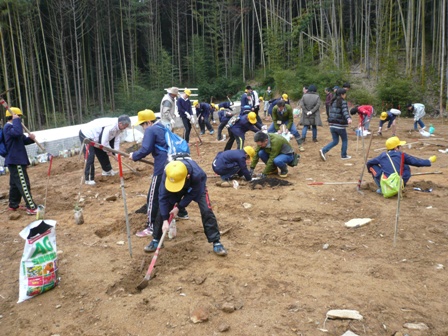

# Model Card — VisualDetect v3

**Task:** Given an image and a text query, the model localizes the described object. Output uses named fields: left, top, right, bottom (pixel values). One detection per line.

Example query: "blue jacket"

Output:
left=158, top=159, right=206, bottom=220
left=177, top=97, right=193, bottom=119
left=196, top=103, right=212, bottom=120
left=218, top=101, right=233, bottom=110
left=131, top=122, right=168, bottom=175
left=212, top=149, right=251, bottom=181
left=229, top=114, right=260, bottom=137
left=218, top=110, right=233, bottom=123
left=241, top=93, right=251, bottom=107
left=367, top=150, right=431, bottom=185
left=3, top=119, right=34, bottom=166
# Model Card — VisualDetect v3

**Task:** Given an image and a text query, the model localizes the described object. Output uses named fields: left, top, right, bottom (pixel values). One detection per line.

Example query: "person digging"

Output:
left=212, top=146, right=255, bottom=187
left=145, top=159, right=227, bottom=256
left=366, top=136, right=436, bottom=194
left=250, top=131, right=299, bottom=178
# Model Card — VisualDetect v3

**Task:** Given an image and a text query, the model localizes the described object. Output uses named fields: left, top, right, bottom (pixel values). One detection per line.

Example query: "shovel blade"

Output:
left=136, top=277, right=149, bottom=290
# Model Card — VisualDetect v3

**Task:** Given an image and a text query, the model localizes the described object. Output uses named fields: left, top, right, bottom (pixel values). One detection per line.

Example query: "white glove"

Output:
left=186, top=114, right=191, bottom=120
left=307, top=111, right=312, bottom=116
left=170, top=119, right=175, bottom=126
left=191, top=116, right=196, bottom=124
left=414, top=117, right=418, bottom=122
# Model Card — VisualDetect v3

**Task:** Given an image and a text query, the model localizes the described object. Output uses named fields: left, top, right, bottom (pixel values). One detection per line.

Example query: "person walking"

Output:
left=250, top=131, right=298, bottom=178
left=130, top=110, right=168, bottom=237
left=145, top=159, right=228, bottom=256
left=212, top=147, right=255, bottom=187
left=177, top=89, right=195, bottom=143
left=269, top=100, right=304, bottom=151
left=319, top=88, right=352, bottom=161
left=193, top=100, right=214, bottom=135
left=300, top=84, right=322, bottom=143
left=367, top=136, right=436, bottom=194
left=407, top=103, right=426, bottom=131
left=3, top=107, right=38, bottom=215
left=79, top=115, right=131, bottom=184
left=160, top=87, right=179, bottom=129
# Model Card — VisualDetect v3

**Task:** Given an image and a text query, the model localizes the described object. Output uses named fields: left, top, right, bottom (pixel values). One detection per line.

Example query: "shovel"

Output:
left=137, top=212, right=175, bottom=290
left=117, top=154, right=133, bottom=257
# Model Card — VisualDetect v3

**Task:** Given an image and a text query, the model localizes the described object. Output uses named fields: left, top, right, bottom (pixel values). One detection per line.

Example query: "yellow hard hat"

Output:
left=259, top=97, right=264, bottom=101
left=165, top=161, right=188, bottom=192
left=192, top=100, right=199, bottom=107
left=243, top=146, right=255, bottom=159
left=219, top=107, right=225, bottom=111
left=282, top=94, right=288, bottom=100
left=184, top=89, right=191, bottom=96
left=380, top=112, right=388, bottom=120
left=135, top=109, right=156, bottom=125
left=248, top=112, right=257, bottom=124
left=211, top=103, right=218, bottom=110
left=385, top=136, right=406, bottom=150
left=6, top=107, right=23, bottom=117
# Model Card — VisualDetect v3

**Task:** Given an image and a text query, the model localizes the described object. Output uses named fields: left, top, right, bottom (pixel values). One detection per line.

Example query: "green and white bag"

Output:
left=380, top=153, right=403, bottom=198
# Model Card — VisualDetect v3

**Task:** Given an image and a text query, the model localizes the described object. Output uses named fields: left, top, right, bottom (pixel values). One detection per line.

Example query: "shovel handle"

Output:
left=47, top=155, right=53, bottom=177
left=117, top=154, right=124, bottom=178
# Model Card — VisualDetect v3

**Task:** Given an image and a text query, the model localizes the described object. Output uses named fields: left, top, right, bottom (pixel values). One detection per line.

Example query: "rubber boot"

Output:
left=295, top=137, right=305, bottom=152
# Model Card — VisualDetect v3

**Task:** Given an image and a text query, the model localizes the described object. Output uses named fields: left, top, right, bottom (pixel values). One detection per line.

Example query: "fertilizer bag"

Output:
left=18, top=220, right=59, bottom=303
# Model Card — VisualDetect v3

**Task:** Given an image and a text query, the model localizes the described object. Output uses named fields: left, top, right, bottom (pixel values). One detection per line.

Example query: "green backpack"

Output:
left=380, top=153, right=404, bottom=198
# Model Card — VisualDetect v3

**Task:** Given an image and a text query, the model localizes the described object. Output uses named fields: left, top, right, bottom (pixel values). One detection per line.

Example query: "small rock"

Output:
left=344, top=218, right=372, bottom=228
left=242, top=203, right=252, bottom=209
left=327, top=309, right=363, bottom=320
left=55, top=304, right=62, bottom=309
left=279, top=216, right=288, bottom=221
left=190, top=306, right=209, bottom=323
left=403, top=322, right=429, bottom=330
left=218, top=323, right=230, bottom=332
left=105, top=195, right=117, bottom=202
left=116, top=241, right=125, bottom=245
left=291, top=217, right=302, bottom=222
left=341, top=331, right=359, bottom=336
left=9, top=212, right=21, bottom=220
left=57, top=250, right=64, bottom=255
left=221, top=302, right=235, bottom=313
left=194, top=275, right=207, bottom=285
left=323, top=243, right=329, bottom=250
left=254, top=184, right=262, bottom=189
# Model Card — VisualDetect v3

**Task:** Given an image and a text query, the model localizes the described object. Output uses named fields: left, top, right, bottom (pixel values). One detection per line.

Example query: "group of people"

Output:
left=0, top=84, right=438, bottom=257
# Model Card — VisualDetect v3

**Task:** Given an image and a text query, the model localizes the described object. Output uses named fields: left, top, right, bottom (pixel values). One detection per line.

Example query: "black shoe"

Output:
left=176, top=210, right=189, bottom=220
left=279, top=167, right=288, bottom=178
left=313, top=138, right=318, bottom=143
left=135, top=204, right=148, bottom=214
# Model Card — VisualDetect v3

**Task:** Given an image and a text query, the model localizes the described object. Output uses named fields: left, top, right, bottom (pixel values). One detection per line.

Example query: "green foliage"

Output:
left=115, top=83, right=162, bottom=114
left=347, top=88, right=380, bottom=110
left=186, top=35, right=214, bottom=84
left=198, top=77, right=244, bottom=102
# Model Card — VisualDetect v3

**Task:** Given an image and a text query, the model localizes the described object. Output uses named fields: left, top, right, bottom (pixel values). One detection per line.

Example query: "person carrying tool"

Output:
left=377, top=109, right=400, bottom=136
left=300, top=84, right=322, bottom=143
left=79, top=115, right=131, bottom=185
left=177, top=89, right=195, bottom=143
left=269, top=100, right=304, bottom=152
left=224, top=111, right=260, bottom=151
left=3, top=107, right=38, bottom=215
left=350, top=105, right=375, bottom=132
left=366, top=136, right=436, bottom=194
left=212, top=146, right=255, bottom=187
left=160, top=87, right=179, bottom=129
left=250, top=131, right=299, bottom=178
left=216, top=107, right=237, bottom=141
left=146, top=159, right=228, bottom=256
left=193, top=100, right=214, bottom=135
left=129, top=110, right=168, bottom=237
left=406, top=102, right=426, bottom=132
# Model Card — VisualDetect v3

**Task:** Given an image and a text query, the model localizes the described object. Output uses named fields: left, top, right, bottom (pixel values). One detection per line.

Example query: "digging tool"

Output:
left=117, top=154, right=133, bottom=257
left=308, top=181, right=358, bottom=186
left=393, top=153, right=405, bottom=247
left=226, top=95, right=232, bottom=104
left=74, top=143, right=88, bottom=225
left=84, top=139, right=154, bottom=165
left=0, top=96, right=45, bottom=152
left=112, top=154, right=141, bottom=176
left=356, top=130, right=374, bottom=194
left=137, top=212, right=175, bottom=290
left=39, top=154, right=54, bottom=220
left=191, top=120, right=203, bottom=145
left=411, top=171, right=443, bottom=176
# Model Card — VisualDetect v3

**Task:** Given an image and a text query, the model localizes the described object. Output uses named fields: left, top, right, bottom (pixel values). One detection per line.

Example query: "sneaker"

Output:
left=210, top=130, right=215, bottom=135
left=319, top=149, right=326, bottom=161
left=200, top=131, right=205, bottom=135
left=341, top=156, right=352, bottom=160
left=102, top=170, right=117, bottom=176
left=219, top=181, right=231, bottom=187
left=144, top=239, right=160, bottom=253
left=279, top=167, right=288, bottom=178
left=8, top=205, right=26, bottom=211
left=26, top=208, right=38, bottom=215
left=267, top=168, right=278, bottom=175
left=136, top=226, right=153, bottom=237
left=212, top=120, right=217, bottom=124
left=176, top=212, right=189, bottom=220
left=313, top=139, right=318, bottom=143
left=376, top=189, right=383, bottom=194
left=377, top=131, right=382, bottom=136
left=135, top=204, right=148, bottom=214
left=85, top=180, right=96, bottom=185
left=213, top=242, right=228, bottom=256
left=299, top=146, right=305, bottom=152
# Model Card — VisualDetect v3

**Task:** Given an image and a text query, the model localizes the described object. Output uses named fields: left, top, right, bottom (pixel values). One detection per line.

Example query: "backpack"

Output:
left=226, top=115, right=240, bottom=128
left=156, top=125, right=190, bottom=157
left=380, top=153, right=404, bottom=198
left=0, top=127, right=7, bottom=158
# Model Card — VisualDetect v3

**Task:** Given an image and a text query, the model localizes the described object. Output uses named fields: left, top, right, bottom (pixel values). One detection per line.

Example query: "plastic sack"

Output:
left=380, top=172, right=403, bottom=198
left=18, top=220, right=59, bottom=303
left=419, top=129, right=431, bottom=137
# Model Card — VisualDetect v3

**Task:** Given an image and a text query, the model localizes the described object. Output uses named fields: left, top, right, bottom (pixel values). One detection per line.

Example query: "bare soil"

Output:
left=1, top=115, right=448, bottom=336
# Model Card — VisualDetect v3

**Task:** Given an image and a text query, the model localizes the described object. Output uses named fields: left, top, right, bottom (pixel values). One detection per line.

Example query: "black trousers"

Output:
left=217, top=121, right=228, bottom=140
left=146, top=174, right=162, bottom=225
left=152, top=190, right=221, bottom=244
left=181, top=117, right=192, bottom=143
left=224, top=129, right=235, bottom=150
left=8, top=164, right=36, bottom=210
left=79, top=130, right=113, bottom=179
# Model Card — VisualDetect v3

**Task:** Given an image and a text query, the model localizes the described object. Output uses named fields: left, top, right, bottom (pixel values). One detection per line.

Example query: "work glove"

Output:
left=249, top=168, right=254, bottom=176
left=191, top=116, right=196, bottom=124
left=429, top=155, right=437, bottom=163
left=307, top=111, right=312, bottom=116
left=186, top=114, right=192, bottom=120
left=277, top=129, right=283, bottom=134
left=170, top=118, right=175, bottom=126
left=129, top=153, right=133, bottom=160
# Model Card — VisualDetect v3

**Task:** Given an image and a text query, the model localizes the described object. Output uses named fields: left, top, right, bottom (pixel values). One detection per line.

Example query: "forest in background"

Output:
left=0, top=0, right=447, bottom=129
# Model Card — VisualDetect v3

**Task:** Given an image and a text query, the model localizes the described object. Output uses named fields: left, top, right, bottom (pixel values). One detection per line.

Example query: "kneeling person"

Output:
left=250, top=131, right=298, bottom=178
left=146, top=159, right=227, bottom=256
left=212, top=146, right=255, bottom=186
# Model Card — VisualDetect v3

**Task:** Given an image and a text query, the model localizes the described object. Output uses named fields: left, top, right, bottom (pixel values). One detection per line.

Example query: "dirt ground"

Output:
left=1, top=113, right=448, bottom=336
